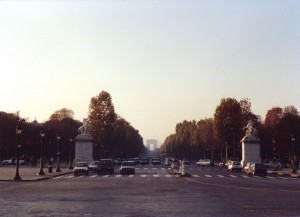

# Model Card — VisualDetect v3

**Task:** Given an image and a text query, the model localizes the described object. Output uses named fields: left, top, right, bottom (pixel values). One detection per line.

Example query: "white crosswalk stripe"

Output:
left=217, top=175, right=224, bottom=178
left=229, top=175, right=237, bottom=178
left=192, top=175, right=200, bottom=177
left=241, top=175, right=250, bottom=179
left=205, top=175, right=212, bottom=178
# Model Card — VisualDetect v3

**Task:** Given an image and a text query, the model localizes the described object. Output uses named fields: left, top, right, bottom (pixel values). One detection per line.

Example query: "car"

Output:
left=140, top=158, right=149, bottom=165
left=88, top=161, right=99, bottom=171
left=73, top=162, right=89, bottom=176
left=196, top=159, right=215, bottom=167
left=2, top=158, right=25, bottom=165
left=120, top=161, right=135, bottom=175
left=227, top=161, right=242, bottom=172
left=247, top=163, right=267, bottom=176
left=95, top=159, right=114, bottom=174
left=152, top=158, right=161, bottom=165
left=264, top=160, right=282, bottom=170
left=243, top=162, right=254, bottom=173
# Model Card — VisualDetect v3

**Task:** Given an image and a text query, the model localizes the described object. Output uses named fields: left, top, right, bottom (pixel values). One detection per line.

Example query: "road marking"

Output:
left=91, top=175, right=97, bottom=178
left=140, top=174, right=147, bottom=178
left=217, top=175, right=225, bottom=178
left=278, top=177, right=288, bottom=180
left=128, top=175, right=134, bottom=178
left=205, top=175, right=212, bottom=178
left=253, top=176, right=262, bottom=179
left=153, top=174, right=159, bottom=177
left=165, top=174, right=172, bottom=178
left=192, top=175, right=200, bottom=177
left=66, top=175, right=74, bottom=179
left=103, top=175, right=110, bottom=178
left=241, top=175, right=250, bottom=179
left=229, top=175, right=237, bottom=178
left=115, top=175, right=122, bottom=178
left=266, top=176, right=275, bottom=179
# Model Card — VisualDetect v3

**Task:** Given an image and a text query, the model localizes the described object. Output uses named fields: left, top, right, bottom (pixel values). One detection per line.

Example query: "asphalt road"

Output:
left=0, top=164, right=300, bottom=217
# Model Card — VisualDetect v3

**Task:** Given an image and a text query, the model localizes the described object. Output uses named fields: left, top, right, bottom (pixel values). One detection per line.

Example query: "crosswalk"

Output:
left=53, top=174, right=173, bottom=180
left=191, top=174, right=292, bottom=180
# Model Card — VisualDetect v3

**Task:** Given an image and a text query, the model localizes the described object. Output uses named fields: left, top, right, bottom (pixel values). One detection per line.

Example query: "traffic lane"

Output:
left=0, top=174, right=242, bottom=217
left=185, top=176, right=300, bottom=217
left=185, top=165, right=300, bottom=190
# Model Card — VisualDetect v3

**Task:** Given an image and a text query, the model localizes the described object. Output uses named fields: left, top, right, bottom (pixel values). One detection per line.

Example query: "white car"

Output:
left=73, top=162, right=89, bottom=176
left=227, top=161, right=242, bottom=172
left=196, top=159, right=214, bottom=167
left=243, top=162, right=254, bottom=173
left=120, top=161, right=135, bottom=175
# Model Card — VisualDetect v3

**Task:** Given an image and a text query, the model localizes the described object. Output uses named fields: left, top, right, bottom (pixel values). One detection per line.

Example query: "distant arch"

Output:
left=146, top=139, right=157, bottom=150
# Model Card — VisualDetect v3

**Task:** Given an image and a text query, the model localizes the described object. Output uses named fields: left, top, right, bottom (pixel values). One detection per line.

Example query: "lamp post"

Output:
left=68, top=137, right=73, bottom=170
left=13, top=119, right=23, bottom=181
left=56, top=133, right=61, bottom=172
left=37, top=129, right=46, bottom=175
left=291, top=135, right=297, bottom=174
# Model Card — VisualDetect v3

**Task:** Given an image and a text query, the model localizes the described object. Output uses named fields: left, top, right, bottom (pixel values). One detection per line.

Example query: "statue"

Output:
left=78, top=118, right=90, bottom=134
left=243, top=120, right=257, bottom=137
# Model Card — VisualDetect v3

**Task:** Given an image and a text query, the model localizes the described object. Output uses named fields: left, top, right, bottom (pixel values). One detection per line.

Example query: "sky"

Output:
left=1, top=0, right=300, bottom=144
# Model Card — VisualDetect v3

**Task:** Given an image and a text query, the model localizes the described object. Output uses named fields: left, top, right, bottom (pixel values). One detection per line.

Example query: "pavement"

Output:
left=0, top=164, right=73, bottom=182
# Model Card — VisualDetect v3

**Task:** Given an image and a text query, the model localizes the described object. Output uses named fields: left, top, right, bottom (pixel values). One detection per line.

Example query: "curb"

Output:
left=0, top=171, right=73, bottom=182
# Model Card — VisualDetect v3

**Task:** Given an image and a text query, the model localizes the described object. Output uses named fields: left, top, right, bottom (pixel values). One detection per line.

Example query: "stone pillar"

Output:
left=73, top=133, right=93, bottom=165
left=241, top=135, right=261, bottom=167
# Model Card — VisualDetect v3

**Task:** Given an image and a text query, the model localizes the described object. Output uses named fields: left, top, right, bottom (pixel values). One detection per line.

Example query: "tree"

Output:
left=0, top=112, right=19, bottom=159
left=88, top=91, right=116, bottom=158
left=214, top=98, right=243, bottom=160
left=49, top=108, right=74, bottom=121
left=283, top=105, right=299, bottom=117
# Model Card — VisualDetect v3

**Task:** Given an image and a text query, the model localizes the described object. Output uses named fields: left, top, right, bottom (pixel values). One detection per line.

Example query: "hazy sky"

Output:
left=1, top=0, right=299, bottom=144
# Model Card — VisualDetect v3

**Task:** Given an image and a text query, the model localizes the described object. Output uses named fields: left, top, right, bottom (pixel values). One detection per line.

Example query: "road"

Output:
left=0, top=164, right=300, bottom=217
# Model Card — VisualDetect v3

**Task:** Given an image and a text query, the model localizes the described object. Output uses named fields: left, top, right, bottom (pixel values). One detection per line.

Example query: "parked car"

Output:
left=247, top=163, right=267, bottom=176
left=243, top=162, right=254, bottom=173
left=88, top=161, right=99, bottom=171
left=2, top=158, right=25, bottom=165
left=120, top=161, right=135, bottom=175
left=196, top=159, right=215, bottom=167
left=227, top=161, right=242, bottom=172
left=95, top=159, right=114, bottom=174
left=73, top=162, right=89, bottom=176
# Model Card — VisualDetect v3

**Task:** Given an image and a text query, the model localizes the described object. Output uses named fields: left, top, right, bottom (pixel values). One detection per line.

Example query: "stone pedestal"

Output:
left=241, top=135, right=261, bottom=167
left=73, top=133, right=93, bottom=165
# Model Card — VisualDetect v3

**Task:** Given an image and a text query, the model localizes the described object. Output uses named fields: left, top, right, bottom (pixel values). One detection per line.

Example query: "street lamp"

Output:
left=68, top=137, right=73, bottom=170
left=291, top=135, right=297, bottom=174
left=56, top=133, right=61, bottom=172
left=13, top=119, right=24, bottom=181
left=37, top=129, right=46, bottom=175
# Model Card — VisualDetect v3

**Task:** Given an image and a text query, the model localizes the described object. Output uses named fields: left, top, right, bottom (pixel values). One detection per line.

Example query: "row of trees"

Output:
left=0, top=91, right=145, bottom=162
left=161, top=98, right=300, bottom=165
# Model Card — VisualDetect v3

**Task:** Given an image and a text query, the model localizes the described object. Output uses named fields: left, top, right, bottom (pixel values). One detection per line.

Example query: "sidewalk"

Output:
left=0, top=165, right=73, bottom=182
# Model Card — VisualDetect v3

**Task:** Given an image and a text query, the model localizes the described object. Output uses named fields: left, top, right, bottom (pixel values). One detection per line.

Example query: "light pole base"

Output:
left=13, top=174, right=22, bottom=181
left=37, top=169, right=45, bottom=176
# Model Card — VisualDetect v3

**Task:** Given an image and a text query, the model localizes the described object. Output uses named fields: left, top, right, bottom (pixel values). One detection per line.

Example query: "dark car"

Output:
left=247, top=163, right=267, bottom=176
left=95, top=159, right=114, bottom=174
